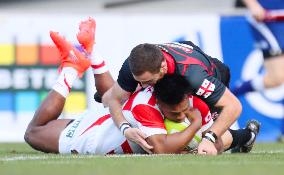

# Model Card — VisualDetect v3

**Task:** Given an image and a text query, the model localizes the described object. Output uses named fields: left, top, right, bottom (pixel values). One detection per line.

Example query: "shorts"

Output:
left=211, top=57, right=231, bottom=88
left=59, top=115, right=85, bottom=154
left=58, top=109, right=125, bottom=155
left=247, top=15, right=284, bottom=58
left=58, top=108, right=145, bottom=155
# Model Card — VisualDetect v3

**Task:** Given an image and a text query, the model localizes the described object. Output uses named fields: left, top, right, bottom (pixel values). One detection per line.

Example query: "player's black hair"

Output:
left=154, top=74, right=193, bottom=105
left=128, top=43, right=164, bottom=76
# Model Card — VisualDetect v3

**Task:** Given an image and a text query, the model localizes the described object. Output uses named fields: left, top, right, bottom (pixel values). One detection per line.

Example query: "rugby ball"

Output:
left=164, top=118, right=202, bottom=150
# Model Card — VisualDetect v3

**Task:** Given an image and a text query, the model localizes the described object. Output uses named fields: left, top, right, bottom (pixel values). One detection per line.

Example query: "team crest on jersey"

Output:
left=196, top=79, right=215, bottom=98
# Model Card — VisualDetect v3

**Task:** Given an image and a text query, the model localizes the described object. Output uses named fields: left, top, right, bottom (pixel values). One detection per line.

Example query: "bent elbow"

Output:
left=102, top=89, right=112, bottom=107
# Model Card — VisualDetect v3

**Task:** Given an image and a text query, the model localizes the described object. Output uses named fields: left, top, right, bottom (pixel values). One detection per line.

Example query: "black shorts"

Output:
left=211, top=57, right=231, bottom=88
left=248, top=16, right=284, bottom=59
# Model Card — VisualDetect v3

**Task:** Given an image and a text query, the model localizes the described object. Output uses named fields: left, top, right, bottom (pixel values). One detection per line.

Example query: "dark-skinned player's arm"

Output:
left=146, top=108, right=202, bottom=154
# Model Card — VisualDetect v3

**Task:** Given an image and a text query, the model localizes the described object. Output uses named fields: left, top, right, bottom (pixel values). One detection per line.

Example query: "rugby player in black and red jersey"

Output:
left=102, top=39, right=247, bottom=155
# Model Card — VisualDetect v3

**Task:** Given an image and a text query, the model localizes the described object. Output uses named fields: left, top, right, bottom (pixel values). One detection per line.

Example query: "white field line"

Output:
left=251, top=150, right=284, bottom=154
left=1, top=149, right=284, bottom=162
left=0, top=155, right=47, bottom=161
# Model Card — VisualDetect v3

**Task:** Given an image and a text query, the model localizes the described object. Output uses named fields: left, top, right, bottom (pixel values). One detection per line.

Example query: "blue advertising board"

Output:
left=220, top=16, right=284, bottom=142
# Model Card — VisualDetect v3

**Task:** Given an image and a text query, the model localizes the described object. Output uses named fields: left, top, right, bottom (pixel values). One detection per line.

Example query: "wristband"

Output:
left=203, top=131, right=217, bottom=143
left=203, top=135, right=215, bottom=143
left=119, top=122, right=132, bottom=135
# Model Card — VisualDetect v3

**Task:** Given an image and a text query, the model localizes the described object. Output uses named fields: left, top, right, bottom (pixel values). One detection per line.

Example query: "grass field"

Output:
left=0, top=143, right=284, bottom=175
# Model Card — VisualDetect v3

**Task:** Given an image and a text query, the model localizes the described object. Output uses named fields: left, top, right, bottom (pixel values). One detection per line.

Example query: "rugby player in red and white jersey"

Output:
left=24, top=18, right=260, bottom=155
left=24, top=29, right=212, bottom=154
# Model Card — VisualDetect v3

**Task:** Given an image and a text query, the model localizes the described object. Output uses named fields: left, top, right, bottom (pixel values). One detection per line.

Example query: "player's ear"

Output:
left=156, top=98, right=161, bottom=107
left=160, top=60, right=167, bottom=74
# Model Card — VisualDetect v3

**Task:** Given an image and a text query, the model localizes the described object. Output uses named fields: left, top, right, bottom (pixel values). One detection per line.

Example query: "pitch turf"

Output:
left=0, top=143, right=284, bottom=175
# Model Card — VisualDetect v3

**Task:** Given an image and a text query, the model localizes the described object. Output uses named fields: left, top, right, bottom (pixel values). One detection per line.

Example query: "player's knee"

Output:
left=276, top=73, right=284, bottom=84
left=24, top=127, right=32, bottom=145
left=24, top=126, right=37, bottom=147
left=270, top=74, right=284, bottom=87
left=102, top=88, right=112, bottom=106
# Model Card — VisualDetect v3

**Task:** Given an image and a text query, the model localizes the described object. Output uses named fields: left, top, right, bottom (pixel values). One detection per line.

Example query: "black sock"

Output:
left=227, top=128, right=252, bottom=150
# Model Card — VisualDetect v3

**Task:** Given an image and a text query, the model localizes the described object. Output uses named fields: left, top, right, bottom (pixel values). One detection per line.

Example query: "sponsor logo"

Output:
left=66, top=119, right=81, bottom=138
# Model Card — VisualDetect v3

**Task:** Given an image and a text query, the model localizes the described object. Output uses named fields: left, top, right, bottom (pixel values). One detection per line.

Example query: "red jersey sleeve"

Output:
left=132, top=104, right=165, bottom=129
left=192, top=96, right=212, bottom=125
left=131, top=104, right=167, bottom=137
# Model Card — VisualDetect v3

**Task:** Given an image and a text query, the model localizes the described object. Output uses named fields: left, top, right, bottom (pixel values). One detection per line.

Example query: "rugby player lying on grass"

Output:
left=24, top=19, right=260, bottom=155
left=23, top=31, right=206, bottom=154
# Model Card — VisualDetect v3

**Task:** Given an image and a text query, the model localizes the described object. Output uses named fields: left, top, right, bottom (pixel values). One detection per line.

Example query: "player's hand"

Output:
left=250, top=4, right=266, bottom=22
left=197, top=138, right=218, bottom=155
left=124, top=128, right=153, bottom=154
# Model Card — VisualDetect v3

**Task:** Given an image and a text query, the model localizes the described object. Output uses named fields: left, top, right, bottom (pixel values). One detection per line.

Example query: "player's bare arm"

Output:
left=146, top=108, right=202, bottom=154
left=25, top=90, right=69, bottom=153
left=210, top=88, right=242, bottom=137
left=102, top=82, right=131, bottom=125
left=198, top=88, right=242, bottom=155
left=102, top=82, right=154, bottom=152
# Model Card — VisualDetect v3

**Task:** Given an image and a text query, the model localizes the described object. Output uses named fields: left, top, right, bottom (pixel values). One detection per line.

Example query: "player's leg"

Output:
left=77, top=18, right=114, bottom=102
left=210, top=119, right=260, bottom=154
left=234, top=55, right=284, bottom=96
left=25, top=32, right=91, bottom=153
left=226, top=120, right=261, bottom=153
left=218, top=130, right=233, bottom=152
left=263, top=54, right=284, bottom=88
left=232, top=18, right=284, bottom=96
left=24, top=90, right=72, bottom=153
left=263, top=20, right=284, bottom=87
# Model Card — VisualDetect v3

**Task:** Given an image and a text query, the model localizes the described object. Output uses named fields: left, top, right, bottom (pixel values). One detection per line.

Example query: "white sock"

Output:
left=251, top=74, right=265, bottom=91
left=90, top=45, right=108, bottom=74
left=52, top=67, right=78, bottom=98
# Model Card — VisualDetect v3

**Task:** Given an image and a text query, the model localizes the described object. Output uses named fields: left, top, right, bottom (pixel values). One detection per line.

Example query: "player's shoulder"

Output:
left=131, top=86, right=157, bottom=107
left=180, top=65, right=207, bottom=87
left=191, top=95, right=210, bottom=112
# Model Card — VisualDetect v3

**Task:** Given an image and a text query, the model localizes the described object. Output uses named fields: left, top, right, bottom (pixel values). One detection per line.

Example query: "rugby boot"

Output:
left=50, top=31, right=91, bottom=77
left=231, top=119, right=261, bottom=153
left=77, top=17, right=96, bottom=54
left=240, top=119, right=261, bottom=153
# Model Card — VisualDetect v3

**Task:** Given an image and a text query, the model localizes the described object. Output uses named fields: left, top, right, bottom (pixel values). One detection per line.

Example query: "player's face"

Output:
left=158, top=96, right=190, bottom=123
left=133, top=60, right=167, bottom=88
left=133, top=71, right=164, bottom=88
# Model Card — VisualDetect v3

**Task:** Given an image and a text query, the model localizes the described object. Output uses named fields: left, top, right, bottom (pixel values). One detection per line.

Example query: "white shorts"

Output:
left=58, top=108, right=145, bottom=155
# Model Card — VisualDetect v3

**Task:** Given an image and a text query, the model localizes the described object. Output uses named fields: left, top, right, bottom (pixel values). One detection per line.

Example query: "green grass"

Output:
left=1, top=143, right=284, bottom=175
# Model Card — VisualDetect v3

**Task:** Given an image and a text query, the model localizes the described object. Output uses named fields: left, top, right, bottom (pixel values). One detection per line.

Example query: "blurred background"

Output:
left=0, top=0, right=283, bottom=143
